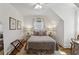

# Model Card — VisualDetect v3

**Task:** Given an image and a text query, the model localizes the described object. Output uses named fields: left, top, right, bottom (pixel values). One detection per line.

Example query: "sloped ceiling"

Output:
left=10, top=3, right=50, bottom=16
left=74, top=3, right=79, bottom=8
left=10, top=3, right=77, bottom=17
left=10, top=3, right=64, bottom=24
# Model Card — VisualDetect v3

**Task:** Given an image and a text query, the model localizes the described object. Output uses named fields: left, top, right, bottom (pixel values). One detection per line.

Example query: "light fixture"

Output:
left=34, top=3, right=42, bottom=9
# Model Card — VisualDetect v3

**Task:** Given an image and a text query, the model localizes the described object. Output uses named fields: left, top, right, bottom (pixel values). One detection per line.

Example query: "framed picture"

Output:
left=17, top=20, right=22, bottom=30
left=9, top=17, right=16, bottom=30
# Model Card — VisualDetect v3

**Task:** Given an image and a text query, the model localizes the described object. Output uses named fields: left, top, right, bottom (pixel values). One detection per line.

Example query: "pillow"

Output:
left=33, top=31, right=47, bottom=36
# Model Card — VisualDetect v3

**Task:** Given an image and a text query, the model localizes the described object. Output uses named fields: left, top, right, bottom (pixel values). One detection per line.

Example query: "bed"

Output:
left=26, top=36, right=56, bottom=54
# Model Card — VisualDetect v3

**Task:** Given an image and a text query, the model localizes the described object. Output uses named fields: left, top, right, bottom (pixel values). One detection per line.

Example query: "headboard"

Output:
left=33, top=31, right=47, bottom=36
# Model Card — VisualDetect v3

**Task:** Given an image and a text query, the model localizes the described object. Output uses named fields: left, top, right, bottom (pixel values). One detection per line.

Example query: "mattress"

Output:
left=27, top=36, right=56, bottom=53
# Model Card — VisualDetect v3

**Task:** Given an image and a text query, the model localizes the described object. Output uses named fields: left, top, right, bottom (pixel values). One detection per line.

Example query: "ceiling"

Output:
left=10, top=3, right=50, bottom=16
left=10, top=3, right=78, bottom=17
left=74, top=3, right=79, bottom=8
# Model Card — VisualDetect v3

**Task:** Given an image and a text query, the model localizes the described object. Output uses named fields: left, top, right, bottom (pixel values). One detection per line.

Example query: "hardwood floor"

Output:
left=58, top=46, right=71, bottom=55
left=16, top=43, right=27, bottom=55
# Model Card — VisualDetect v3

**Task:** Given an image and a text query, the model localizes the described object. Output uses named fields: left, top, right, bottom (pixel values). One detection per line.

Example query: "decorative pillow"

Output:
left=33, top=31, right=47, bottom=36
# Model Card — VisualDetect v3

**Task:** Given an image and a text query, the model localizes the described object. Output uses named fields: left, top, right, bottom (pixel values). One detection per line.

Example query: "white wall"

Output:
left=0, top=23, right=3, bottom=33
left=77, top=10, right=79, bottom=35
left=23, top=8, right=63, bottom=29
left=48, top=3, right=76, bottom=48
left=56, top=20, right=64, bottom=46
left=0, top=4, right=24, bottom=54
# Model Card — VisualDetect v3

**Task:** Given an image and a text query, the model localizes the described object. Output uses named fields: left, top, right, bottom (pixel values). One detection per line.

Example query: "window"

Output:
left=33, top=17, right=45, bottom=32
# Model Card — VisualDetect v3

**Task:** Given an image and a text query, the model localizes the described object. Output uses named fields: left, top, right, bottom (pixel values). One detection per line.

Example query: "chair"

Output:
left=70, top=38, right=75, bottom=54
left=77, top=35, right=79, bottom=40
left=70, top=38, right=79, bottom=55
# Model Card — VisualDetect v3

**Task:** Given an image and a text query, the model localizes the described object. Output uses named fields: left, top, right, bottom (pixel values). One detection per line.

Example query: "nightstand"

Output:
left=48, top=32, right=53, bottom=37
